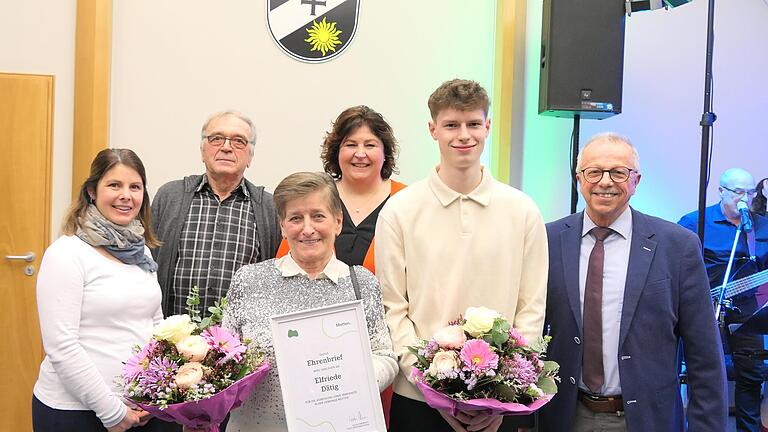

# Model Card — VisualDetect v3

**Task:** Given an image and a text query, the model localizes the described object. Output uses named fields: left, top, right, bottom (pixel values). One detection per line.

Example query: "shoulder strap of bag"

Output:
left=349, top=265, right=361, bottom=300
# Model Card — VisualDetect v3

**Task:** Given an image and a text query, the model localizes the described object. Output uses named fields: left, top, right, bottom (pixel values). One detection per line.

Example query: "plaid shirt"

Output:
left=169, top=176, right=259, bottom=316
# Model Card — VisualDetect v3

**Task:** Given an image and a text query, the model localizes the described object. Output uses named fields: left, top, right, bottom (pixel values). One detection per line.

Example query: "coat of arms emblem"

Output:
left=267, top=0, right=360, bottom=63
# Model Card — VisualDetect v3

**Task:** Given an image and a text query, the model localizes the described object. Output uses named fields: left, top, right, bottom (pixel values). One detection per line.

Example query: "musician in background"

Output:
left=751, top=177, right=767, bottom=217
left=679, top=168, right=768, bottom=432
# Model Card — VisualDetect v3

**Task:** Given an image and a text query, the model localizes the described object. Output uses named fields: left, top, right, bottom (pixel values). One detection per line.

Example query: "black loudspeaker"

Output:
left=539, top=0, right=626, bottom=119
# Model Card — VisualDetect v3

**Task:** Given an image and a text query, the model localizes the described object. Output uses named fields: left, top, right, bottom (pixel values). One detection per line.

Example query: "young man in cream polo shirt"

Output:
left=375, top=79, right=548, bottom=432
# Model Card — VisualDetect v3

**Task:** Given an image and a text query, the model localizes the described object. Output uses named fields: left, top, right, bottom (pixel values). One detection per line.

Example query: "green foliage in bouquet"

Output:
left=121, top=289, right=263, bottom=409
left=186, top=286, right=228, bottom=330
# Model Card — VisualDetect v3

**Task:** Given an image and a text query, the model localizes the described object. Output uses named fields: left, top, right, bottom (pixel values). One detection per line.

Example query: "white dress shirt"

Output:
left=579, top=208, right=633, bottom=396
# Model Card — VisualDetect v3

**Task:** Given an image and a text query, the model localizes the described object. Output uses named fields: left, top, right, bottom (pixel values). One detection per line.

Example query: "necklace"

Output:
left=338, top=180, right=388, bottom=216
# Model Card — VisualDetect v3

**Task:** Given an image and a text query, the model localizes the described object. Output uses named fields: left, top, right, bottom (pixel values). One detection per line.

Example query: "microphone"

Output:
left=737, top=201, right=753, bottom=233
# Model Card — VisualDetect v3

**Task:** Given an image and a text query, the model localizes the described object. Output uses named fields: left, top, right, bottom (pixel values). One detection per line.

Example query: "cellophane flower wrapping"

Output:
left=121, top=289, right=269, bottom=431
left=132, top=362, right=270, bottom=432
left=409, top=306, right=559, bottom=416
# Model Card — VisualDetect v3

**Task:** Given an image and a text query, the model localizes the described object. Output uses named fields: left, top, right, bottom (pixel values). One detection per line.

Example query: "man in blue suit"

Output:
left=538, top=132, right=727, bottom=431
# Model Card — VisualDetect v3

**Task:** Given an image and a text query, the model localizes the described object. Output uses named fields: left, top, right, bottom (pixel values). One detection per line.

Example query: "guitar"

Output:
left=710, top=268, right=768, bottom=300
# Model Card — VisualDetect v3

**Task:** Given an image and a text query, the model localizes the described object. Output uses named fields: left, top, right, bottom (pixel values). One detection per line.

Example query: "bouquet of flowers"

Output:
left=409, top=306, right=559, bottom=416
left=122, top=288, right=270, bottom=431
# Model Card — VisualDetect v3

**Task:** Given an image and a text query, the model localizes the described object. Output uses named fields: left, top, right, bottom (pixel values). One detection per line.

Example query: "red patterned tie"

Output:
left=583, top=226, right=613, bottom=393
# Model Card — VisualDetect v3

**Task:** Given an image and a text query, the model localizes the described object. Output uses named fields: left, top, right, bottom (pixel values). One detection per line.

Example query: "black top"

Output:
left=335, top=197, right=389, bottom=266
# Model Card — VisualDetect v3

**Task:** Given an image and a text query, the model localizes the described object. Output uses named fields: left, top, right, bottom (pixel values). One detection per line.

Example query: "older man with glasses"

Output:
left=151, top=110, right=281, bottom=320
left=679, top=168, right=768, bottom=432
left=540, top=132, right=727, bottom=432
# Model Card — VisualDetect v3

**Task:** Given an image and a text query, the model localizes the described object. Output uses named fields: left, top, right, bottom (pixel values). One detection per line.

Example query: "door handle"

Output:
left=5, top=252, right=35, bottom=262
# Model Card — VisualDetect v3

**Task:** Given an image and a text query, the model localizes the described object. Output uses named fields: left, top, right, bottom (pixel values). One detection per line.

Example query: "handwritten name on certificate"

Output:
left=271, top=301, right=386, bottom=431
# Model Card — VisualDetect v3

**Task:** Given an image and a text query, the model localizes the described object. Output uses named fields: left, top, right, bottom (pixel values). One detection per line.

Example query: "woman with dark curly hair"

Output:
left=751, top=177, right=767, bottom=216
left=278, top=105, right=404, bottom=272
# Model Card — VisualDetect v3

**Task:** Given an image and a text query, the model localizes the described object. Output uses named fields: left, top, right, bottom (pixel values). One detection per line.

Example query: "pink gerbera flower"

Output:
left=460, top=339, right=499, bottom=375
left=202, top=326, right=247, bottom=365
left=122, top=339, right=158, bottom=382
left=508, top=327, right=528, bottom=348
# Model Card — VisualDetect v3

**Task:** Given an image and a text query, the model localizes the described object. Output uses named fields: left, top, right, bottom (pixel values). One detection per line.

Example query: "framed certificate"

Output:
left=271, top=300, right=386, bottom=431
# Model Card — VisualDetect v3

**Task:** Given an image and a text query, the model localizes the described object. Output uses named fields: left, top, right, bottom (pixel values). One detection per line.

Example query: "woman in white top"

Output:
left=32, top=149, right=172, bottom=432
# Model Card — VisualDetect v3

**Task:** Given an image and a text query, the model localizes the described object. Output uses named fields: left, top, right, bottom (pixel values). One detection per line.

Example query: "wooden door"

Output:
left=0, top=73, right=53, bottom=431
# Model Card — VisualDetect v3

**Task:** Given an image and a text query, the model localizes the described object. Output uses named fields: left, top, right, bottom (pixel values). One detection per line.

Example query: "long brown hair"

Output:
left=61, top=148, right=159, bottom=247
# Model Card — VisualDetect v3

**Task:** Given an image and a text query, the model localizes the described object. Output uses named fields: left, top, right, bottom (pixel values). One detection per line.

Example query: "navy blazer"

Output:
left=538, top=208, right=727, bottom=432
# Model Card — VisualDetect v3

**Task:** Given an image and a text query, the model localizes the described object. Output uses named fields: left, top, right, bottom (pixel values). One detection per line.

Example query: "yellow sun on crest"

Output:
left=305, top=17, right=343, bottom=56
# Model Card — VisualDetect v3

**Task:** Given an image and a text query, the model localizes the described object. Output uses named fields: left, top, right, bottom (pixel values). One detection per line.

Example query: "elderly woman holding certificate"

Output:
left=274, top=105, right=404, bottom=428
left=217, top=171, right=397, bottom=432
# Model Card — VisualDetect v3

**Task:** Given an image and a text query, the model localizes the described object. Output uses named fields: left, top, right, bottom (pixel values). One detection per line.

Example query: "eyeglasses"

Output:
left=579, top=167, right=636, bottom=184
left=204, top=135, right=250, bottom=150
left=721, top=185, right=757, bottom=198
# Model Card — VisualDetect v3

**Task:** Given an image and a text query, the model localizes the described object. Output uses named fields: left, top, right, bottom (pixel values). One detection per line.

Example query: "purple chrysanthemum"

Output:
left=138, top=356, right=178, bottom=398
left=460, top=339, right=499, bottom=376
left=122, top=339, right=159, bottom=383
left=500, top=353, right=538, bottom=386
left=507, top=327, right=528, bottom=348
left=202, top=326, right=247, bottom=365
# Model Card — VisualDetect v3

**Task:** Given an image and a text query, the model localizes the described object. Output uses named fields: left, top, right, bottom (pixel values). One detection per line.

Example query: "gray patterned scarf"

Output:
left=76, top=204, right=158, bottom=273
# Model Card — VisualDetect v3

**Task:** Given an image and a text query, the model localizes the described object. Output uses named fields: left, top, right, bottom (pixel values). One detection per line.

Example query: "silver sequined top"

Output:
left=223, top=258, right=396, bottom=432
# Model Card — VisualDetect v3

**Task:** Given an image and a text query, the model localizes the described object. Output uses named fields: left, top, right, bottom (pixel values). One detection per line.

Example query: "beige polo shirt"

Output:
left=375, top=167, right=549, bottom=401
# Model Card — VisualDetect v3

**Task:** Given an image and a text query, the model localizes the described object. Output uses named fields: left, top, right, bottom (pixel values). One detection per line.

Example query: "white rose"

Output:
left=154, top=314, right=197, bottom=344
left=175, top=335, right=210, bottom=362
left=174, top=362, right=204, bottom=390
left=427, top=351, right=459, bottom=377
left=462, top=306, right=500, bottom=337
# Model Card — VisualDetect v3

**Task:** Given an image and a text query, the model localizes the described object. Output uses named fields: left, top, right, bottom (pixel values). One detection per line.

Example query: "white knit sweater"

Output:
left=33, top=235, right=163, bottom=428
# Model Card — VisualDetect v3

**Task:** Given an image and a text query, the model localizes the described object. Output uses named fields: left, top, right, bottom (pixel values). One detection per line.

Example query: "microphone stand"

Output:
left=714, top=222, right=743, bottom=322
left=696, top=0, right=717, bottom=250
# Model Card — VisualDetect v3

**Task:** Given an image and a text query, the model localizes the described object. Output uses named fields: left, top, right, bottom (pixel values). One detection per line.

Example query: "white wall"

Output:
left=5, top=0, right=764, bottom=230
left=523, top=0, right=768, bottom=223
left=110, top=1, right=498, bottom=196
left=0, top=0, right=76, bottom=234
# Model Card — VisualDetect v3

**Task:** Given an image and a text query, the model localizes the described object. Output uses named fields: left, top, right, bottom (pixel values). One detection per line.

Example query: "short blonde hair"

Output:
left=273, top=172, right=343, bottom=220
